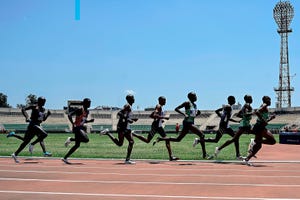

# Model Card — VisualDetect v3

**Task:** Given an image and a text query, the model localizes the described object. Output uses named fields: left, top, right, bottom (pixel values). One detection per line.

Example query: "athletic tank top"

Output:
left=30, top=106, right=45, bottom=125
left=257, top=109, right=269, bottom=126
left=184, top=102, right=197, bottom=123
left=239, top=104, right=252, bottom=127
left=220, top=105, right=232, bottom=128
left=126, top=108, right=133, bottom=129
left=158, top=107, right=164, bottom=127
left=118, top=104, right=133, bottom=130
left=74, top=108, right=88, bottom=127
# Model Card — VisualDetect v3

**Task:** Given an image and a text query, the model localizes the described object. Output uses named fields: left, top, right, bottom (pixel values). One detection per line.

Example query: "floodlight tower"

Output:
left=273, top=1, right=294, bottom=108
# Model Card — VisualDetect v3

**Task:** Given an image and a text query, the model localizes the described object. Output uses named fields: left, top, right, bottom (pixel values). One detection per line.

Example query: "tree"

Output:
left=0, top=93, right=10, bottom=108
left=26, top=94, right=37, bottom=106
left=16, top=104, right=25, bottom=109
left=16, top=94, right=37, bottom=108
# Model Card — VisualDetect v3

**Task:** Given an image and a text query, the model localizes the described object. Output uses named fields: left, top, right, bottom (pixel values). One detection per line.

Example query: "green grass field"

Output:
left=0, top=133, right=279, bottom=161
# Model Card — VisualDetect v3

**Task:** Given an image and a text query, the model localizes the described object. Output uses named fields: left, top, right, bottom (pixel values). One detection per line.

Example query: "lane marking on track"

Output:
left=0, top=190, right=297, bottom=200
left=1, top=177, right=300, bottom=187
left=1, top=163, right=300, bottom=173
left=0, top=169, right=300, bottom=178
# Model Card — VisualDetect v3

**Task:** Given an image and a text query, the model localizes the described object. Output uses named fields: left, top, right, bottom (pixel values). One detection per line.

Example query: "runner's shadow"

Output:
left=178, top=163, right=195, bottom=166
left=213, top=160, right=241, bottom=165
left=65, top=162, right=84, bottom=165
left=213, top=160, right=263, bottom=167
left=114, top=161, right=162, bottom=165
left=115, top=162, right=125, bottom=165
left=23, top=158, right=41, bottom=164
left=114, top=163, right=135, bottom=165
left=250, top=164, right=268, bottom=167
left=23, top=161, right=41, bottom=164
left=149, top=161, right=161, bottom=164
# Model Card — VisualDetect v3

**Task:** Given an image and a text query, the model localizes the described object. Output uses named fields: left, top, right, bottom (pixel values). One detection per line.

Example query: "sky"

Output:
left=0, top=0, right=299, bottom=111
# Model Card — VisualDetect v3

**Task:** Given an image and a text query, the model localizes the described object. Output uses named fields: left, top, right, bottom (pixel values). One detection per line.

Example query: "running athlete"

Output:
left=243, top=96, right=276, bottom=166
left=62, top=98, right=94, bottom=164
left=11, top=97, right=52, bottom=163
left=214, top=95, right=253, bottom=159
left=7, top=133, right=52, bottom=157
left=194, top=96, right=240, bottom=158
left=132, top=96, right=179, bottom=161
left=100, top=94, right=138, bottom=164
left=155, top=92, right=208, bottom=159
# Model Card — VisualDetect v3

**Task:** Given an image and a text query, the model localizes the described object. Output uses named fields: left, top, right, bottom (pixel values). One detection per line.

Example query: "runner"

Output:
left=7, top=131, right=52, bottom=157
left=243, top=96, right=276, bottom=166
left=100, top=94, right=138, bottom=164
left=214, top=95, right=253, bottom=159
left=194, top=96, right=240, bottom=158
left=132, top=96, right=179, bottom=161
left=11, top=96, right=52, bottom=163
left=155, top=92, right=209, bottom=159
left=62, top=98, right=94, bottom=164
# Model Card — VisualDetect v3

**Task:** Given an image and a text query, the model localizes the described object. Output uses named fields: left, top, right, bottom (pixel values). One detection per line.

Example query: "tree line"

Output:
left=0, top=93, right=38, bottom=108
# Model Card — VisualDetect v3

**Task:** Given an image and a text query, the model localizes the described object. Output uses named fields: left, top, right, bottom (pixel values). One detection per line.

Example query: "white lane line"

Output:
left=1, top=163, right=300, bottom=173
left=0, top=190, right=297, bottom=200
left=1, top=177, right=300, bottom=187
left=0, top=169, right=300, bottom=178
left=1, top=167, right=299, bottom=174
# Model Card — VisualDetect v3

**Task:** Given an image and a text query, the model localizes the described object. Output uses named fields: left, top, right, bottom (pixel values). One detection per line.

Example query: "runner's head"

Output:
left=227, top=95, right=236, bottom=105
left=126, top=94, right=135, bottom=104
left=244, top=95, right=253, bottom=104
left=262, top=96, right=271, bottom=106
left=158, top=96, right=166, bottom=106
left=37, top=96, right=46, bottom=106
left=187, top=92, right=197, bottom=102
left=82, top=98, right=91, bottom=108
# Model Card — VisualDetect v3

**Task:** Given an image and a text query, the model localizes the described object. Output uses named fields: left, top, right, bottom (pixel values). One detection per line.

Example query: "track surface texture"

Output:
left=0, top=143, right=299, bottom=200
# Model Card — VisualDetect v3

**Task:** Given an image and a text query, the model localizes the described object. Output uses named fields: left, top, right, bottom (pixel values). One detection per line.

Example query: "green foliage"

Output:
left=0, top=133, right=279, bottom=161
left=26, top=94, right=37, bottom=106
left=0, top=93, right=10, bottom=108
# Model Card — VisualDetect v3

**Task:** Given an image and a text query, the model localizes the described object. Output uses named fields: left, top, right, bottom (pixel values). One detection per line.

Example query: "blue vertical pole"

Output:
left=75, top=0, right=80, bottom=20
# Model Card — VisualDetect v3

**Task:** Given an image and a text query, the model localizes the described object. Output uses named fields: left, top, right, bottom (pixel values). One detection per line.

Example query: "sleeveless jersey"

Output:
left=256, top=109, right=269, bottom=126
left=118, top=104, right=133, bottom=130
left=126, top=108, right=133, bottom=129
left=239, top=104, right=252, bottom=127
left=74, top=108, right=88, bottom=127
left=158, top=107, right=164, bottom=127
left=30, top=106, right=46, bottom=125
left=184, top=102, right=197, bottom=123
left=220, top=105, right=232, bottom=128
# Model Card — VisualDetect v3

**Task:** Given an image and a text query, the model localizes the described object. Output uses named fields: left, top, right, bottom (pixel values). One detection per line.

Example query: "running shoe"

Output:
left=192, top=138, right=199, bottom=147
left=236, top=156, right=245, bottom=160
left=44, top=152, right=52, bottom=157
left=214, top=147, right=220, bottom=157
left=29, top=144, right=34, bottom=154
left=7, top=131, right=15, bottom=138
left=64, top=137, right=72, bottom=147
left=203, top=154, right=214, bottom=160
left=125, top=159, right=136, bottom=164
left=11, top=153, right=19, bottom=163
left=100, top=128, right=109, bottom=136
left=242, top=158, right=253, bottom=166
left=62, top=158, right=71, bottom=164
left=169, top=156, right=179, bottom=161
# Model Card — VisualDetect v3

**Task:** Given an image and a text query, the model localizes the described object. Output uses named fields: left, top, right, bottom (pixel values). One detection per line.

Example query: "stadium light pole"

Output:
left=273, top=1, right=294, bottom=108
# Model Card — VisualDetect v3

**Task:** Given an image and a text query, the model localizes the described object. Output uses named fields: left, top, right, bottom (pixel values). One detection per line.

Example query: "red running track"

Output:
left=0, top=143, right=299, bottom=200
